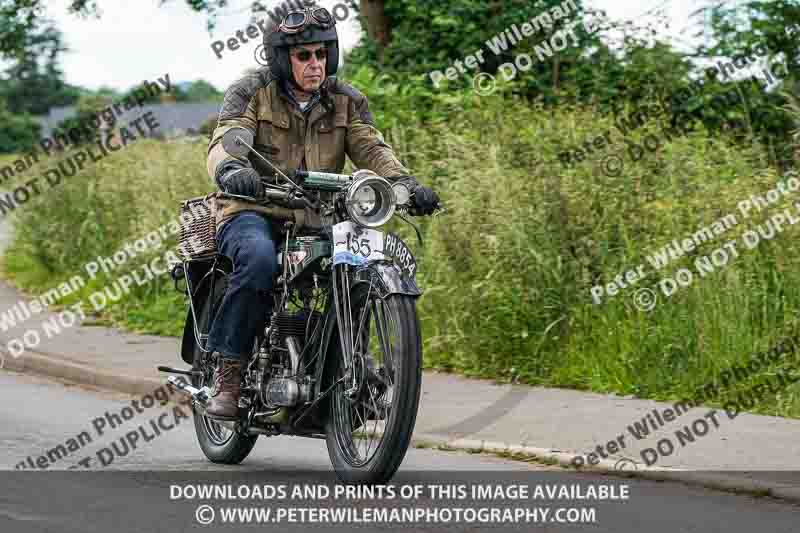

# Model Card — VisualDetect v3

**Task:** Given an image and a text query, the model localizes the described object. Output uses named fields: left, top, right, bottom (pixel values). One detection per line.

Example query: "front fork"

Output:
left=332, top=263, right=358, bottom=397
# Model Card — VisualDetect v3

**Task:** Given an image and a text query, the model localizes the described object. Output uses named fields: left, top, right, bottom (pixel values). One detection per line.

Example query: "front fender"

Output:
left=312, top=260, right=421, bottom=402
left=353, top=261, right=423, bottom=298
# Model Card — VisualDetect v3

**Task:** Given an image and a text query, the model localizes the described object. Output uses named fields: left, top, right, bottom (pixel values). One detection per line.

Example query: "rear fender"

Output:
left=179, top=257, right=231, bottom=365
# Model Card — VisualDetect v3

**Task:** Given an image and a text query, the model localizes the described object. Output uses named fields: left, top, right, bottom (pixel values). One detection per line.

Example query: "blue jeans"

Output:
left=207, top=211, right=279, bottom=360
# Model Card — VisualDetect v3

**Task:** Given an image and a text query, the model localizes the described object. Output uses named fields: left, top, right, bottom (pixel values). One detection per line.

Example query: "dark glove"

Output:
left=394, top=175, right=440, bottom=215
left=404, top=177, right=440, bottom=215
left=218, top=165, right=264, bottom=199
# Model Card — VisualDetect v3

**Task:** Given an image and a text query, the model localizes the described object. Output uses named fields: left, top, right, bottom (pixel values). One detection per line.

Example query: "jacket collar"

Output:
left=279, top=78, right=326, bottom=115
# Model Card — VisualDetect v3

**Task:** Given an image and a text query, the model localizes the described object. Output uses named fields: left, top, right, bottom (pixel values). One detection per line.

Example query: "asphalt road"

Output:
left=1, top=370, right=798, bottom=533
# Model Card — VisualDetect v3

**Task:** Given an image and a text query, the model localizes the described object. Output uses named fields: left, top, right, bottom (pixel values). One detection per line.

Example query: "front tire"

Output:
left=191, top=274, right=258, bottom=464
left=324, top=272, right=422, bottom=484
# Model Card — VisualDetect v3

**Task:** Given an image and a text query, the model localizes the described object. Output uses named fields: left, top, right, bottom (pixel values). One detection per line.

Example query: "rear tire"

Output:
left=191, top=274, right=258, bottom=464
left=324, top=273, right=422, bottom=484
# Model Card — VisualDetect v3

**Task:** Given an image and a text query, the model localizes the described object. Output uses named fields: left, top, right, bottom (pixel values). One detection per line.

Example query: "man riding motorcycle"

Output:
left=204, top=6, right=440, bottom=420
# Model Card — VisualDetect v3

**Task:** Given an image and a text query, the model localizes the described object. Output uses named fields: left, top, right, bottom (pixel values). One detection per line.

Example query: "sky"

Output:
left=43, top=0, right=721, bottom=93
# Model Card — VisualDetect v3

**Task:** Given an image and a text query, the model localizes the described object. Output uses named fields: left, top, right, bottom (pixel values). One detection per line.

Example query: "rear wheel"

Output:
left=324, top=269, right=422, bottom=483
left=191, top=274, right=258, bottom=464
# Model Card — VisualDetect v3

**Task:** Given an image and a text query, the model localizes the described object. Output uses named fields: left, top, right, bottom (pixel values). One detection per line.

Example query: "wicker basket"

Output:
left=177, top=194, right=217, bottom=260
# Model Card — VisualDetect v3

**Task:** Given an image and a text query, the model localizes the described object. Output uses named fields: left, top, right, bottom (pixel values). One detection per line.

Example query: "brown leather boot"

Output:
left=205, top=357, right=242, bottom=420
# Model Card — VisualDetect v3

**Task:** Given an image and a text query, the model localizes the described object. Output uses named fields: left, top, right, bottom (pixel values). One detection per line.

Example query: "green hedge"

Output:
left=4, top=90, right=800, bottom=418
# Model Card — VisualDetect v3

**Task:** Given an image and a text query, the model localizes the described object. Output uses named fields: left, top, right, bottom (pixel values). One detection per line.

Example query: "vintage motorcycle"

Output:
left=161, top=127, right=439, bottom=484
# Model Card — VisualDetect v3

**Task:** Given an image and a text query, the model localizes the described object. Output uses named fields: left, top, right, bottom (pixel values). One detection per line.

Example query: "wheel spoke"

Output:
left=364, top=385, right=380, bottom=457
left=352, top=399, right=367, bottom=454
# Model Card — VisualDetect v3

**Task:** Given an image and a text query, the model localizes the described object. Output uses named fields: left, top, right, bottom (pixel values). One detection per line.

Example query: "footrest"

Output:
left=157, top=365, right=198, bottom=376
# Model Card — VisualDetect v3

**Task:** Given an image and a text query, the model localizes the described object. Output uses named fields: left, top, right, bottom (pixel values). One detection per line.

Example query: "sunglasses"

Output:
left=291, top=48, right=327, bottom=63
left=279, top=7, right=335, bottom=35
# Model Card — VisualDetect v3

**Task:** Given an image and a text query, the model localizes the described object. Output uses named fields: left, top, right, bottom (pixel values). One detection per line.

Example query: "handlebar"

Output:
left=222, top=170, right=444, bottom=215
left=293, top=171, right=440, bottom=213
left=294, top=170, right=350, bottom=182
left=225, top=131, right=441, bottom=214
left=293, top=170, right=352, bottom=192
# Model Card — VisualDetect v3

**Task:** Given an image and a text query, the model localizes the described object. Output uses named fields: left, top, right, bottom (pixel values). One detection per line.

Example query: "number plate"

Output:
left=332, top=221, right=417, bottom=278
left=332, top=221, right=386, bottom=266
left=383, top=232, right=417, bottom=278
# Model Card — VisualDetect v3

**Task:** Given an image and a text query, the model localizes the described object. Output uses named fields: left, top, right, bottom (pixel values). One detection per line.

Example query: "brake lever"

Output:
left=396, top=210, right=424, bottom=247
left=235, top=135, right=302, bottom=190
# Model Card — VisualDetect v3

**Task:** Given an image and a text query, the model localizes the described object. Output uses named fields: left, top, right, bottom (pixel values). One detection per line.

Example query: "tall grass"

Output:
left=4, top=94, right=800, bottom=416
left=2, top=139, right=212, bottom=334
left=397, top=94, right=800, bottom=416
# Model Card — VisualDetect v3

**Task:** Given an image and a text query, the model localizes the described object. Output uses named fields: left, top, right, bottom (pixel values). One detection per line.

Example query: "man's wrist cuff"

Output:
left=214, top=157, right=250, bottom=189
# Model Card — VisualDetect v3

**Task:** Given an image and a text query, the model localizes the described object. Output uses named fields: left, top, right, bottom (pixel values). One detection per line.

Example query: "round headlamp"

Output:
left=392, top=181, right=411, bottom=206
left=345, top=170, right=396, bottom=228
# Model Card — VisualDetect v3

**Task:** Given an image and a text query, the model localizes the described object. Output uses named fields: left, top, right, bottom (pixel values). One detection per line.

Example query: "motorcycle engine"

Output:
left=265, top=377, right=301, bottom=407
left=260, top=309, right=321, bottom=407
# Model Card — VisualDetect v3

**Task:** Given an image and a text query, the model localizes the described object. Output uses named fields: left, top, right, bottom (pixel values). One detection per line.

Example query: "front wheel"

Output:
left=324, top=272, right=422, bottom=484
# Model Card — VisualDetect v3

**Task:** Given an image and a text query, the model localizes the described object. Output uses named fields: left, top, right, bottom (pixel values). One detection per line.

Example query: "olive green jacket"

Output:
left=207, top=68, right=410, bottom=229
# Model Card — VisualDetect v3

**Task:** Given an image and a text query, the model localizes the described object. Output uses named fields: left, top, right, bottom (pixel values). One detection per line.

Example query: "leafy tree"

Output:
left=174, top=80, right=223, bottom=102
left=694, top=0, right=800, bottom=165
left=94, top=86, right=120, bottom=99
left=0, top=0, right=99, bottom=60
left=347, top=1, right=596, bottom=78
left=52, top=94, right=112, bottom=147
left=698, top=0, right=800, bottom=73
left=0, top=98, right=41, bottom=153
left=0, top=0, right=46, bottom=61
left=0, top=22, right=81, bottom=115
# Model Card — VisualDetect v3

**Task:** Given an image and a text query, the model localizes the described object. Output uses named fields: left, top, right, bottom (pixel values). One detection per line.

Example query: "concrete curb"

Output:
left=409, top=436, right=800, bottom=504
left=1, top=347, right=165, bottom=398
left=5, top=347, right=800, bottom=504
